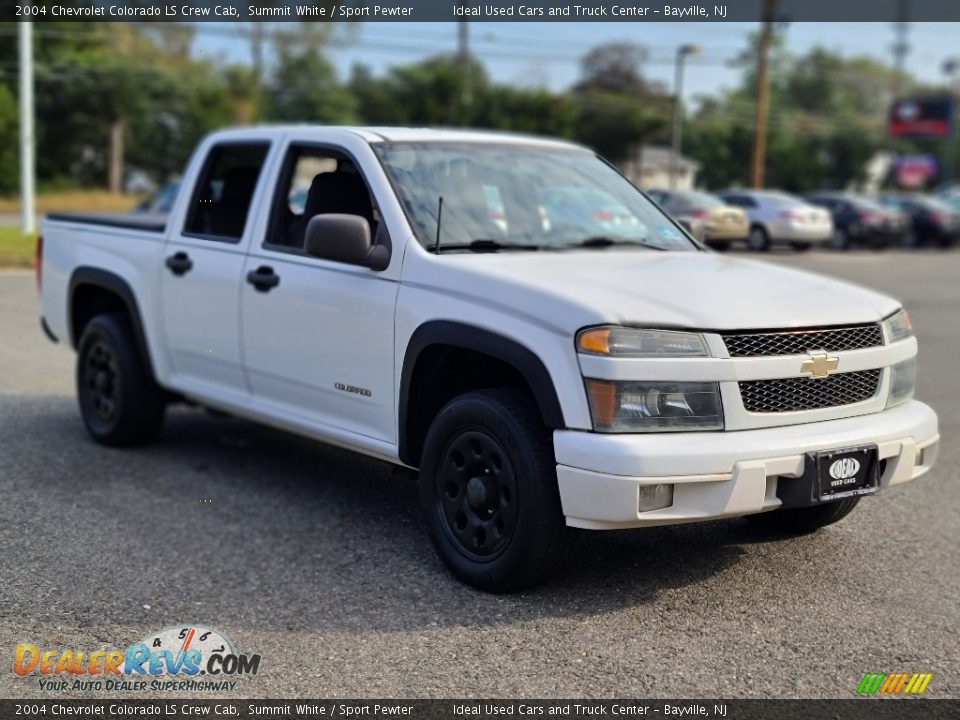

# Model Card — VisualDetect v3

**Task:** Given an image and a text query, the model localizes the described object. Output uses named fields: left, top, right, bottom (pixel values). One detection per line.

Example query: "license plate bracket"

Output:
left=814, top=446, right=879, bottom=501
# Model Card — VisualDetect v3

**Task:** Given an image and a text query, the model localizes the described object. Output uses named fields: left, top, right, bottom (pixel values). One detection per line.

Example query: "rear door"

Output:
left=239, top=139, right=399, bottom=444
left=159, top=140, right=273, bottom=402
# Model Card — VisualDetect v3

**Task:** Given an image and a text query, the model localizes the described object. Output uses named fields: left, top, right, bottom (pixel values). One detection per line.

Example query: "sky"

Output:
left=192, top=21, right=960, bottom=102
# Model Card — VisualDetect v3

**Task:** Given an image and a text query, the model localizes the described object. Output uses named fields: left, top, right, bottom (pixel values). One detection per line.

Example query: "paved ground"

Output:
left=0, top=250, right=957, bottom=700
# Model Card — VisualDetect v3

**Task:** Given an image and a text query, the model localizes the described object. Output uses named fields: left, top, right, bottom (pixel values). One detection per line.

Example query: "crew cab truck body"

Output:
left=39, top=126, right=940, bottom=591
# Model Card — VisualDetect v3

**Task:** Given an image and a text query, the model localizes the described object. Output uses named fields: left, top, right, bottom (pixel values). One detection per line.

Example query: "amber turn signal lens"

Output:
left=577, top=328, right=611, bottom=355
left=584, top=379, right=617, bottom=429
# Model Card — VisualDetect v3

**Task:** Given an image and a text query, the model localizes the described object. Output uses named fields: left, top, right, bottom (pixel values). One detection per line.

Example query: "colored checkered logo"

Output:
left=856, top=672, right=933, bottom=695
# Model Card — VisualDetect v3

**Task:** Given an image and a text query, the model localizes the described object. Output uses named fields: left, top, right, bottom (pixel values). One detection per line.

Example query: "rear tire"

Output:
left=745, top=497, right=861, bottom=536
left=706, top=240, right=731, bottom=251
left=419, top=388, right=567, bottom=593
left=830, top=229, right=850, bottom=250
left=747, top=225, right=770, bottom=251
left=76, top=313, right=166, bottom=446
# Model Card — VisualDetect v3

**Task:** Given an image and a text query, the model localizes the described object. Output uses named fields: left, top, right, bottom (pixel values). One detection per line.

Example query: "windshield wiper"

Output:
left=435, top=239, right=547, bottom=253
left=562, top=236, right=666, bottom=250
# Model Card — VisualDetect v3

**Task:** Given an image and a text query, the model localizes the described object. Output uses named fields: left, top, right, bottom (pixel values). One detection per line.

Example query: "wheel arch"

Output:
left=68, top=267, right=156, bottom=378
left=399, top=321, right=566, bottom=467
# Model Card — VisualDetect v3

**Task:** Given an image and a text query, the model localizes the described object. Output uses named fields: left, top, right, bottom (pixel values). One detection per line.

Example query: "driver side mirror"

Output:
left=304, top=214, right=390, bottom=271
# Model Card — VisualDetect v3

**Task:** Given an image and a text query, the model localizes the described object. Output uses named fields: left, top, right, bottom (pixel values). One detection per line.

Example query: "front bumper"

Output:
left=555, top=400, right=939, bottom=529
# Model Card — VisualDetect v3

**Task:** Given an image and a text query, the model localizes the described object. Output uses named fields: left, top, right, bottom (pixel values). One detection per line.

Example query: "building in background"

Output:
left=623, top=145, right=700, bottom=190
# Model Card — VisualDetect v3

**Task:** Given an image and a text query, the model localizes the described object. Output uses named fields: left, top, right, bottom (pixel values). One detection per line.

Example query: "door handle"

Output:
left=246, top=265, right=280, bottom=292
left=165, top=251, right=193, bottom=276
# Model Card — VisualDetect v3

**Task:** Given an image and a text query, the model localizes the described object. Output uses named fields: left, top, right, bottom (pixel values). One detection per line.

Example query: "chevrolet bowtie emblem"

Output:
left=800, top=352, right=839, bottom=379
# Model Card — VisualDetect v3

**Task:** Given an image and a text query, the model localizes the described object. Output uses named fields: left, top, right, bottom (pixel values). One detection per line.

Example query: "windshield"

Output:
left=373, top=143, right=697, bottom=252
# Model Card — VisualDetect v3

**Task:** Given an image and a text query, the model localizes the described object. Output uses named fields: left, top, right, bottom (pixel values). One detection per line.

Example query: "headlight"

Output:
left=886, top=356, right=916, bottom=409
left=882, top=309, right=913, bottom=343
left=585, top=379, right=724, bottom=432
left=577, top=327, right=708, bottom=357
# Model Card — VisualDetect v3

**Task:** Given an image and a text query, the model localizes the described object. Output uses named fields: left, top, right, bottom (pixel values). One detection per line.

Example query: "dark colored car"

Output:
left=804, top=192, right=908, bottom=249
left=877, top=194, right=960, bottom=248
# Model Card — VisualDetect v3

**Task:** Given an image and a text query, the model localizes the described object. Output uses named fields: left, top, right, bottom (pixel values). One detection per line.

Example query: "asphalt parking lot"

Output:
left=1, top=250, right=957, bottom=699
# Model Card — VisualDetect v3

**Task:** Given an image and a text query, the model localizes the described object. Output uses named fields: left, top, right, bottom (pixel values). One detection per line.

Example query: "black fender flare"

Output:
left=398, top=320, right=566, bottom=466
left=67, top=266, right=156, bottom=378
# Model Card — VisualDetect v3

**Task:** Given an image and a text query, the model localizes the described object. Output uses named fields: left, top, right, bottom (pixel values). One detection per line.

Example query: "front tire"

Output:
left=830, top=229, right=850, bottom=250
left=419, top=388, right=567, bottom=592
left=745, top=497, right=861, bottom=536
left=76, top=313, right=166, bottom=446
left=747, top=225, right=770, bottom=251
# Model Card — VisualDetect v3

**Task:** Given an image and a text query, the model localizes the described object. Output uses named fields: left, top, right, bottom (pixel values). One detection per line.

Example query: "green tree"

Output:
left=0, top=84, right=18, bottom=195
left=261, top=46, right=357, bottom=123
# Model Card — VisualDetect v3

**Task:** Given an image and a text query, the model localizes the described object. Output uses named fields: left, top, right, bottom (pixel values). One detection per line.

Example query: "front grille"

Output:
left=740, top=369, right=882, bottom=413
left=722, top=324, right=882, bottom=357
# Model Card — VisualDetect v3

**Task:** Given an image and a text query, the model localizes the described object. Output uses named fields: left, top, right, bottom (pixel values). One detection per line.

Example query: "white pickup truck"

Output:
left=39, top=126, right=940, bottom=592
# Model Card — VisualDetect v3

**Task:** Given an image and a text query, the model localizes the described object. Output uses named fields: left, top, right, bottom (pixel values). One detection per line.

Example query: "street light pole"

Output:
left=670, top=44, right=699, bottom=189
left=19, top=21, right=35, bottom=234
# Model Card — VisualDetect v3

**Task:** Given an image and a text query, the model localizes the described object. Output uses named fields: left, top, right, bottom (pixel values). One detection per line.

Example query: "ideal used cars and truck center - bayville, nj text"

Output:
left=38, top=126, right=939, bottom=592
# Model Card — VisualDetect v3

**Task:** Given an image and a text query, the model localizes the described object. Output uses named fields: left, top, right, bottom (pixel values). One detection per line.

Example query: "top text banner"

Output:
left=7, top=0, right=960, bottom=22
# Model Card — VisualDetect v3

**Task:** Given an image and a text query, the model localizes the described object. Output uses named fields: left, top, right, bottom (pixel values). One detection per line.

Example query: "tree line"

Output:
left=0, top=22, right=953, bottom=196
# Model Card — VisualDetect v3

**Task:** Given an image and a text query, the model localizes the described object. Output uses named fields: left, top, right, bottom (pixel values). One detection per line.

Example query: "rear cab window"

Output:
left=183, top=143, right=270, bottom=242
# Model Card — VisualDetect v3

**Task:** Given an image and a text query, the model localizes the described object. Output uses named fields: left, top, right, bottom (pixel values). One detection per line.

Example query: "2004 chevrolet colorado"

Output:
left=38, top=126, right=940, bottom=591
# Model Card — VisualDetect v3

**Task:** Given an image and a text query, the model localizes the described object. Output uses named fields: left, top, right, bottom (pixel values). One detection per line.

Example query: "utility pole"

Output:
left=670, top=44, right=699, bottom=189
left=891, top=0, right=910, bottom=96
left=942, top=59, right=958, bottom=185
left=19, top=21, right=35, bottom=234
left=457, top=19, right=471, bottom=122
left=750, top=0, right=777, bottom=188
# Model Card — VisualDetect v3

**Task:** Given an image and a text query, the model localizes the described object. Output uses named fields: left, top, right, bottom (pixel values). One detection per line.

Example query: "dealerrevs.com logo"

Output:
left=856, top=672, right=934, bottom=696
left=13, top=625, right=261, bottom=692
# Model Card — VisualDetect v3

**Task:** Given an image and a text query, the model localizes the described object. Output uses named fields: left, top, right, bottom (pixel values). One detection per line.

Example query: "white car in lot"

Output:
left=717, top=189, right=834, bottom=251
left=38, top=126, right=938, bottom=592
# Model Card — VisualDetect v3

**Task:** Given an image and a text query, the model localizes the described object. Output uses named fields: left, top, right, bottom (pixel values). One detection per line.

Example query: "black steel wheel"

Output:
left=435, top=428, right=519, bottom=561
left=81, top=339, right=122, bottom=425
left=419, top=388, right=568, bottom=592
left=76, top=313, right=166, bottom=446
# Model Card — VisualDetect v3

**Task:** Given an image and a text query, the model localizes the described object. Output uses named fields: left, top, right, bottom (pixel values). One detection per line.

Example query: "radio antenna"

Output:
left=433, top=196, right=444, bottom=254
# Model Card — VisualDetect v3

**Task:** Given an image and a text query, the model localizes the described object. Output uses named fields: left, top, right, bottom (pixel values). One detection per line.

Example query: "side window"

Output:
left=184, top=143, right=269, bottom=241
left=265, top=145, right=380, bottom=251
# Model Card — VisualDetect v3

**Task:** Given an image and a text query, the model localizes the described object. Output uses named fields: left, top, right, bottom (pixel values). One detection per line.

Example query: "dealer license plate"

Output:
left=816, top=446, right=879, bottom=500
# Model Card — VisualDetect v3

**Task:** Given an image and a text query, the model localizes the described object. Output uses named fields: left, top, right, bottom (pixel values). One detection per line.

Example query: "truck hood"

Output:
left=411, top=250, right=900, bottom=332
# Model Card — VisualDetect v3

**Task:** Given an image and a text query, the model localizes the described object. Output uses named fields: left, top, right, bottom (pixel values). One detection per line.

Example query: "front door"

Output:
left=240, top=142, right=398, bottom=444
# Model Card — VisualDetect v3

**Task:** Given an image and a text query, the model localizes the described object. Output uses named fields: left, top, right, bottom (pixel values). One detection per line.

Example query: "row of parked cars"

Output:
left=133, top=175, right=960, bottom=253
left=647, top=188, right=960, bottom=251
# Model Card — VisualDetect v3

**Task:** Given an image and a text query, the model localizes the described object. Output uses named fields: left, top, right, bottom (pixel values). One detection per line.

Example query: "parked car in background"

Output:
left=804, top=192, right=908, bottom=249
left=538, top=186, right=641, bottom=238
left=716, top=190, right=833, bottom=251
left=132, top=181, right=180, bottom=215
left=878, top=194, right=960, bottom=248
left=646, top=189, right=748, bottom=250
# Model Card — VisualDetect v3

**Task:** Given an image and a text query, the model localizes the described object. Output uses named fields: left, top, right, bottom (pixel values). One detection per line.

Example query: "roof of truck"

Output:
left=208, top=124, right=588, bottom=151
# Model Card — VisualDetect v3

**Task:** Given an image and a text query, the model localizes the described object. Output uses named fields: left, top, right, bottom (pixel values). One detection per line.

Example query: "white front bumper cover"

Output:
left=555, top=400, right=939, bottom=530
